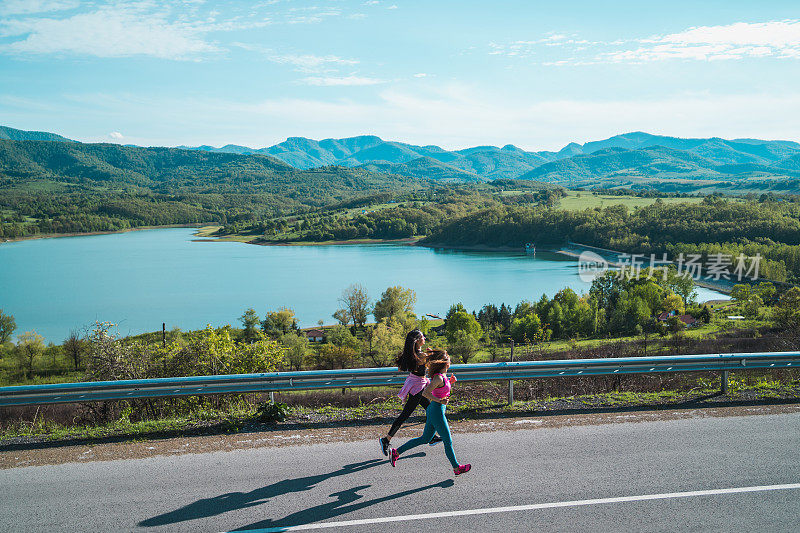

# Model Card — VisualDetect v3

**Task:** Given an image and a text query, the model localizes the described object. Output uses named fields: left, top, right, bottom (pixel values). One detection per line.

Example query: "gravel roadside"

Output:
left=2, top=396, right=799, bottom=469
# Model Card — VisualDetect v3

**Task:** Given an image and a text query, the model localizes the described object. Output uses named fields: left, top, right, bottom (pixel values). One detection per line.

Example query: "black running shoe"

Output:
left=428, top=435, right=443, bottom=446
left=379, top=437, right=390, bottom=457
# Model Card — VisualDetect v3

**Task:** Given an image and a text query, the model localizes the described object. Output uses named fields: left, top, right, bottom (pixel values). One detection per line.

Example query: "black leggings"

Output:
left=388, top=390, right=431, bottom=438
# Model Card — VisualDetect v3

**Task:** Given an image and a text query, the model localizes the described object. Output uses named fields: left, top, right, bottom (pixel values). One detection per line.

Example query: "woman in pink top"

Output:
left=390, top=350, right=471, bottom=476
left=378, top=329, right=442, bottom=457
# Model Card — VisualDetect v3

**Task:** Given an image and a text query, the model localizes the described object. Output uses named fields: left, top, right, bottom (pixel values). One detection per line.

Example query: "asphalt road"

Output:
left=2, top=412, right=799, bottom=532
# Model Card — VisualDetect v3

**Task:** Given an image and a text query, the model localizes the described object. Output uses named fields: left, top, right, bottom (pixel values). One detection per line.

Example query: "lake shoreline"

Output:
left=4, top=224, right=733, bottom=296
left=251, top=237, right=420, bottom=247
left=1, top=224, right=205, bottom=245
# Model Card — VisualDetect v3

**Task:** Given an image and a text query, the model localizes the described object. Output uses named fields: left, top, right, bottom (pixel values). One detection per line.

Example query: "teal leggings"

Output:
left=397, top=400, right=459, bottom=469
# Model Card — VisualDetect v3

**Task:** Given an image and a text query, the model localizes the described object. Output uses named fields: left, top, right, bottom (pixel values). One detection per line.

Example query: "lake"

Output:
left=0, top=228, right=729, bottom=342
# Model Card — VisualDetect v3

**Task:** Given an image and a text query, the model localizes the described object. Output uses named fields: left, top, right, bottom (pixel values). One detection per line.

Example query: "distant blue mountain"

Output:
left=579, top=132, right=800, bottom=165
left=182, top=131, right=800, bottom=182
left=181, top=135, right=561, bottom=180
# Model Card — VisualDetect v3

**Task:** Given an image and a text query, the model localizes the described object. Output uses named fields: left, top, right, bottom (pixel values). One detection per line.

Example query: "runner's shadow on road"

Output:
left=230, top=479, right=455, bottom=532
left=137, top=453, right=426, bottom=528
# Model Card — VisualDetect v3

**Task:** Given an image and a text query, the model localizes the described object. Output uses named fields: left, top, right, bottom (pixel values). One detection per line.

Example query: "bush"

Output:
left=257, top=401, right=288, bottom=423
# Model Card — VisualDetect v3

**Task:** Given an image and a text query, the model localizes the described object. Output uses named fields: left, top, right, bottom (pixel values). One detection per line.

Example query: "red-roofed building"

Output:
left=305, top=329, right=325, bottom=342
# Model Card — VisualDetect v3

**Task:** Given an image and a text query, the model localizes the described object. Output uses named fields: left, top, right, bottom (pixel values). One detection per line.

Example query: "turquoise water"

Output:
left=0, top=228, right=728, bottom=342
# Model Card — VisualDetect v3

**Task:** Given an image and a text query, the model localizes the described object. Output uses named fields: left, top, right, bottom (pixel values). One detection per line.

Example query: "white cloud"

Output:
left=491, top=20, right=800, bottom=65
left=413, top=73, right=427, bottom=78
left=0, top=3, right=221, bottom=59
left=232, top=43, right=362, bottom=73
left=301, top=75, right=386, bottom=86
left=109, top=131, right=123, bottom=140
left=0, top=0, right=79, bottom=15
left=284, top=6, right=341, bottom=24
left=488, top=34, right=597, bottom=58
left=268, top=53, right=359, bottom=72
left=602, top=20, right=800, bottom=62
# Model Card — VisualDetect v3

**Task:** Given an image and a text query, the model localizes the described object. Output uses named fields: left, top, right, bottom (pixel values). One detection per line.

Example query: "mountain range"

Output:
left=3, top=125, right=800, bottom=192
left=179, top=131, right=800, bottom=189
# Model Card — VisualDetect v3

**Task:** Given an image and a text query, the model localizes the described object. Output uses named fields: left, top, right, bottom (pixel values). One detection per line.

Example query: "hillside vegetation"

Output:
left=0, top=139, right=430, bottom=238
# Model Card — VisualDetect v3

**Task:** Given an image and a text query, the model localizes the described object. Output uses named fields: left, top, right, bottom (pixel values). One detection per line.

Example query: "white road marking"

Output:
left=229, top=482, right=800, bottom=533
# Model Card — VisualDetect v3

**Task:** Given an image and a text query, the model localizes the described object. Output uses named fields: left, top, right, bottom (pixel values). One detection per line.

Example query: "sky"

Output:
left=1, top=0, right=799, bottom=151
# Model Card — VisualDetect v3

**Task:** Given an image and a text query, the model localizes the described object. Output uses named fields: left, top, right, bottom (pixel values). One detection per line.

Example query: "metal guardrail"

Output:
left=0, top=351, right=798, bottom=407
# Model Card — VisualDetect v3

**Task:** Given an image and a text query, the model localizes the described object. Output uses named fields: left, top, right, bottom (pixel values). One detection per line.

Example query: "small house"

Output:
left=305, top=329, right=325, bottom=342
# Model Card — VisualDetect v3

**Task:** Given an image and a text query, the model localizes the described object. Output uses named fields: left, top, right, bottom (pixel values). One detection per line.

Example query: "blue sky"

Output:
left=1, top=0, right=799, bottom=150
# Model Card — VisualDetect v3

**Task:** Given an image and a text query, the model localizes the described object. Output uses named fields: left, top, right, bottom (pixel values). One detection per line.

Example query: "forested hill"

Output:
left=5, top=124, right=800, bottom=189
left=0, top=139, right=424, bottom=199
left=520, top=145, right=800, bottom=191
left=0, top=139, right=432, bottom=239
left=420, top=199, right=800, bottom=282
left=0, top=125, right=74, bottom=143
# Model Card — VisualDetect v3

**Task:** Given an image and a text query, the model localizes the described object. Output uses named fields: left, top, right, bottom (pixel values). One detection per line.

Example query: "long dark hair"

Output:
left=396, top=329, right=424, bottom=372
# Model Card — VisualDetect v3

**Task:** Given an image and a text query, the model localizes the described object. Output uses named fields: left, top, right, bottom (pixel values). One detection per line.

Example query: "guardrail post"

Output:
left=721, top=371, right=729, bottom=394
left=508, top=341, right=514, bottom=405
left=269, top=392, right=275, bottom=404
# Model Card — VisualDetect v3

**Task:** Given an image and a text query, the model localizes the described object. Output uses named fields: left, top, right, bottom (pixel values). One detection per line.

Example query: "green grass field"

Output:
left=557, top=190, right=707, bottom=211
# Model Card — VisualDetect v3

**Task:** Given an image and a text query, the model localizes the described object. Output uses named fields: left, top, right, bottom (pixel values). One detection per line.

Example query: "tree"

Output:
left=509, top=313, right=543, bottom=344
left=239, top=308, right=261, bottom=344
left=280, top=332, right=310, bottom=371
left=373, top=286, right=416, bottom=323
left=589, top=271, right=622, bottom=313
left=370, top=317, right=405, bottom=367
left=513, top=301, right=536, bottom=319
left=627, top=278, right=665, bottom=315
left=315, top=343, right=357, bottom=369
left=332, top=309, right=350, bottom=326
left=663, top=268, right=697, bottom=306
left=416, top=316, right=431, bottom=335
left=775, top=287, right=800, bottom=332
left=610, top=295, right=651, bottom=335
left=730, top=284, right=752, bottom=304
left=445, top=303, right=467, bottom=322
left=15, top=331, right=44, bottom=379
left=476, top=304, right=499, bottom=332
left=498, top=303, right=512, bottom=331
left=63, top=330, right=84, bottom=370
left=547, top=303, right=565, bottom=338
left=743, top=294, right=763, bottom=319
left=262, top=307, right=298, bottom=338
left=448, top=329, right=479, bottom=364
left=163, top=325, right=284, bottom=377
left=755, top=282, right=776, bottom=303
left=662, top=293, right=685, bottom=315
left=444, top=310, right=483, bottom=358
left=327, top=324, right=360, bottom=350
left=339, top=284, right=370, bottom=329
left=0, top=309, right=16, bottom=345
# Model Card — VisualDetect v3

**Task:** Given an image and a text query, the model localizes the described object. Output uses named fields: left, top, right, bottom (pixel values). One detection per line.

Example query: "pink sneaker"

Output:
left=453, top=464, right=471, bottom=476
left=390, top=448, right=399, bottom=467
